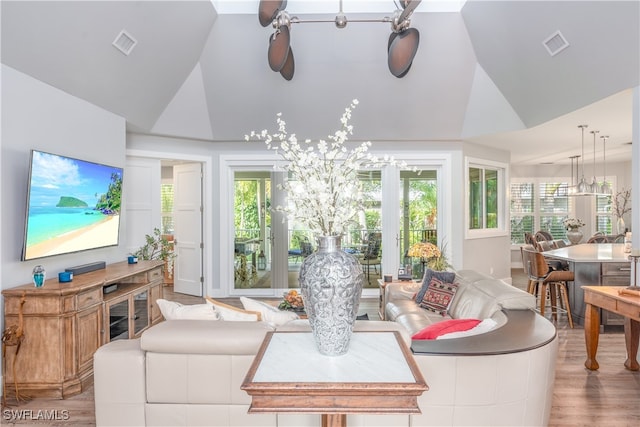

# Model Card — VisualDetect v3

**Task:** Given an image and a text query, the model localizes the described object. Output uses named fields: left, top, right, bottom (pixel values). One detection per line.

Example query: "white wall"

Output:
left=0, top=65, right=127, bottom=396
left=0, top=65, right=127, bottom=291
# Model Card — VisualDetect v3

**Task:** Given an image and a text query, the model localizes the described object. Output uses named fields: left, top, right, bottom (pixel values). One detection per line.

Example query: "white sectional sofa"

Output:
left=94, top=269, right=558, bottom=427
left=385, top=269, right=558, bottom=426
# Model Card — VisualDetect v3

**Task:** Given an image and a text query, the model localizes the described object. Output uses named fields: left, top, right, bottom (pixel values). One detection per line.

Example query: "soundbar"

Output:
left=65, top=261, right=106, bottom=276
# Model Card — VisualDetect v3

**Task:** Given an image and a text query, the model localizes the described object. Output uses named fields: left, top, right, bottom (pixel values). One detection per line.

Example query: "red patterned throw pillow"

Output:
left=412, top=318, right=482, bottom=340
left=419, top=277, right=459, bottom=316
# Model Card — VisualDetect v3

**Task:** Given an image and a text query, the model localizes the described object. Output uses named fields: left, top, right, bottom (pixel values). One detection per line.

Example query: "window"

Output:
left=160, top=183, right=174, bottom=235
left=510, top=178, right=572, bottom=244
left=510, top=183, right=534, bottom=243
left=596, top=194, right=613, bottom=234
left=538, top=182, right=570, bottom=238
left=466, top=158, right=508, bottom=238
left=510, top=176, right=618, bottom=244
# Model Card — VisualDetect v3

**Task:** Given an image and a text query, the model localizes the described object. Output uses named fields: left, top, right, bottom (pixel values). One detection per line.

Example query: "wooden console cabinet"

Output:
left=2, top=260, right=164, bottom=398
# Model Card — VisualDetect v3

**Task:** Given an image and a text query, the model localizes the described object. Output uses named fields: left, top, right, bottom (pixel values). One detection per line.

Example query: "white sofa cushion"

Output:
left=473, top=278, right=536, bottom=310
left=240, top=296, right=299, bottom=326
left=156, top=299, right=221, bottom=321
left=448, top=285, right=500, bottom=320
left=140, top=320, right=274, bottom=355
left=436, top=318, right=498, bottom=340
left=205, top=297, right=262, bottom=321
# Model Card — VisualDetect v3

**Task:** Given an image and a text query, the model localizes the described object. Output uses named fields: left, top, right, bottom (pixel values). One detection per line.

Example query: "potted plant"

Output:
left=133, top=228, right=177, bottom=281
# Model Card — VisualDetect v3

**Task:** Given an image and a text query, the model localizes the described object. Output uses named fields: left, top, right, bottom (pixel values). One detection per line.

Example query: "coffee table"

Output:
left=241, top=331, right=428, bottom=427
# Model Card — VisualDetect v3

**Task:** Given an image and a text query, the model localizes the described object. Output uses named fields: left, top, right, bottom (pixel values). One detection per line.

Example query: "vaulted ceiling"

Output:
left=2, top=1, right=638, bottom=165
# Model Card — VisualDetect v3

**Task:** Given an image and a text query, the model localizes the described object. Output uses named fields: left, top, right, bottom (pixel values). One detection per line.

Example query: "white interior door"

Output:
left=173, top=163, right=203, bottom=296
left=124, top=157, right=161, bottom=252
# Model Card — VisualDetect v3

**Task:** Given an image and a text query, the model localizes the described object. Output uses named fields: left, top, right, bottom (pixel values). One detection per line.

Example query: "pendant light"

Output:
left=600, top=135, right=612, bottom=195
left=576, top=125, right=590, bottom=194
left=568, top=155, right=580, bottom=196
left=589, top=130, right=600, bottom=194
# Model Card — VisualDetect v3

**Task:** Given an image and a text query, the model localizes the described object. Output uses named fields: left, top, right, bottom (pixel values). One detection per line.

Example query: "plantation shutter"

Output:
left=538, top=182, right=570, bottom=239
left=510, top=182, right=534, bottom=244
left=595, top=195, right=612, bottom=234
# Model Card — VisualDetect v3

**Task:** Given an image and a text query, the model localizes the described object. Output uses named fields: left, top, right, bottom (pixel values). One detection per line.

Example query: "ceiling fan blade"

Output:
left=259, top=0, right=287, bottom=27
left=268, top=25, right=290, bottom=72
left=388, top=28, right=419, bottom=78
left=389, top=32, right=412, bottom=77
left=280, top=47, right=295, bottom=80
left=388, top=32, right=397, bottom=51
left=398, top=0, right=422, bottom=24
left=396, top=61, right=413, bottom=78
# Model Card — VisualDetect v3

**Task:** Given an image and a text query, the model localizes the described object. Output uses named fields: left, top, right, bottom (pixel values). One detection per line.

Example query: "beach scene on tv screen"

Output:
left=23, top=151, right=123, bottom=260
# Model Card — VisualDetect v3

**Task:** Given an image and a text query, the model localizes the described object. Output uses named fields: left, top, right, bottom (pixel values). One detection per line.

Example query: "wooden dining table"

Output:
left=582, top=286, right=640, bottom=371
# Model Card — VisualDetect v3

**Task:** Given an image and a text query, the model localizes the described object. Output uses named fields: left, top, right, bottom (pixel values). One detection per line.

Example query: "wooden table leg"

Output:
left=623, top=317, right=640, bottom=371
left=322, top=414, right=347, bottom=427
left=584, top=302, right=600, bottom=370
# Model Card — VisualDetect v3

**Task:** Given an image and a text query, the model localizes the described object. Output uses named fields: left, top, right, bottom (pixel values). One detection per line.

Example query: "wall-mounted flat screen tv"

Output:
left=21, top=150, right=123, bottom=261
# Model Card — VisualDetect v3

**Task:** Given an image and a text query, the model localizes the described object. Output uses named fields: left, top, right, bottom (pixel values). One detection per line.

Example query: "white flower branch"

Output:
left=246, top=99, right=411, bottom=236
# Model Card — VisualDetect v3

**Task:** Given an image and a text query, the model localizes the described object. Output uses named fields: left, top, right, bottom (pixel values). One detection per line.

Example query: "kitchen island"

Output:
left=542, top=243, right=631, bottom=326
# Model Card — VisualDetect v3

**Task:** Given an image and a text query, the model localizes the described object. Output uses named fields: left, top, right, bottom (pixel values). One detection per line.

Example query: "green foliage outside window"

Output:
left=469, top=166, right=500, bottom=230
left=234, top=179, right=271, bottom=240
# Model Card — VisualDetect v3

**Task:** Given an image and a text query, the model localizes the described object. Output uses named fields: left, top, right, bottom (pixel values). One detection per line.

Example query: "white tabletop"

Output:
left=543, top=243, right=631, bottom=263
left=252, top=331, right=416, bottom=384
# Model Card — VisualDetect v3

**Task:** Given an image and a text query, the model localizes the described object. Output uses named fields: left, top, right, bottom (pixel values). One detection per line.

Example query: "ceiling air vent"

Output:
left=542, top=30, right=569, bottom=57
left=112, top=30, right=137, bottom=56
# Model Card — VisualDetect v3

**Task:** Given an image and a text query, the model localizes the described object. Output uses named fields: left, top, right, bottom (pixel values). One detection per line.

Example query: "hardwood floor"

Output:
left=2, top=277, right=639, bottom=426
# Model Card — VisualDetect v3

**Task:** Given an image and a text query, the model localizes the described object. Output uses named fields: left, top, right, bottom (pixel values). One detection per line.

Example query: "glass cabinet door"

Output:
left=133, top=290, right=149, bottom=336
left=107, top=298, right=129, bottom=342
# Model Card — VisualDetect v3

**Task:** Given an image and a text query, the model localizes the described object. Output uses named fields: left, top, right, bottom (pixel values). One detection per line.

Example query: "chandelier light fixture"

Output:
left=258, top=0, right=422, bottom=80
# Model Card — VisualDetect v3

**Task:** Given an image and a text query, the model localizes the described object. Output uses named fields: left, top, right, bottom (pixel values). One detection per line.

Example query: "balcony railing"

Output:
left=235, top=228, right=438, bottom=253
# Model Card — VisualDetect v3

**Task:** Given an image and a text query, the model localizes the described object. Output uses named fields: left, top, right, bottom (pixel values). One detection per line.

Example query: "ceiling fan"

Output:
left=259, top=0, right=422, bottom=80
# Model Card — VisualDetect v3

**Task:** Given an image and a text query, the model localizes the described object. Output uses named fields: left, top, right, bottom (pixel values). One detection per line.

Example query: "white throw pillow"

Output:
left=156, top=299, right=221, bottom=321
left=240, top=296, right=299, bottom=326
left=436, top=318, right=498, bottom=340
left=205, top=297, right=262, bottom=321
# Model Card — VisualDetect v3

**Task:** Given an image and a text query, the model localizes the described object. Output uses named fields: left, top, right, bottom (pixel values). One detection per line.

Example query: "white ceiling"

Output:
left=470, top=89, right=633, bottom=165
left=211, top=0, right=468, bottom=14
left=1, top=0, right=638, bottom=165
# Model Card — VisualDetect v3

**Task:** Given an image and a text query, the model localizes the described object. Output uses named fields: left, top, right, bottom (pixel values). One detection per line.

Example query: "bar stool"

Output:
left=522, top=246, right=574, bottom=328
left=520, top=244, right=537, bottom=294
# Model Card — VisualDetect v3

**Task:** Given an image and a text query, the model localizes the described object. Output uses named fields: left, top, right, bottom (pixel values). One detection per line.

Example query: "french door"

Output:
left=231, top=169, right=292, bottom=296
left=223, top=156, right=451, bottom=298
left=399, top=169, right=439, bottom=279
